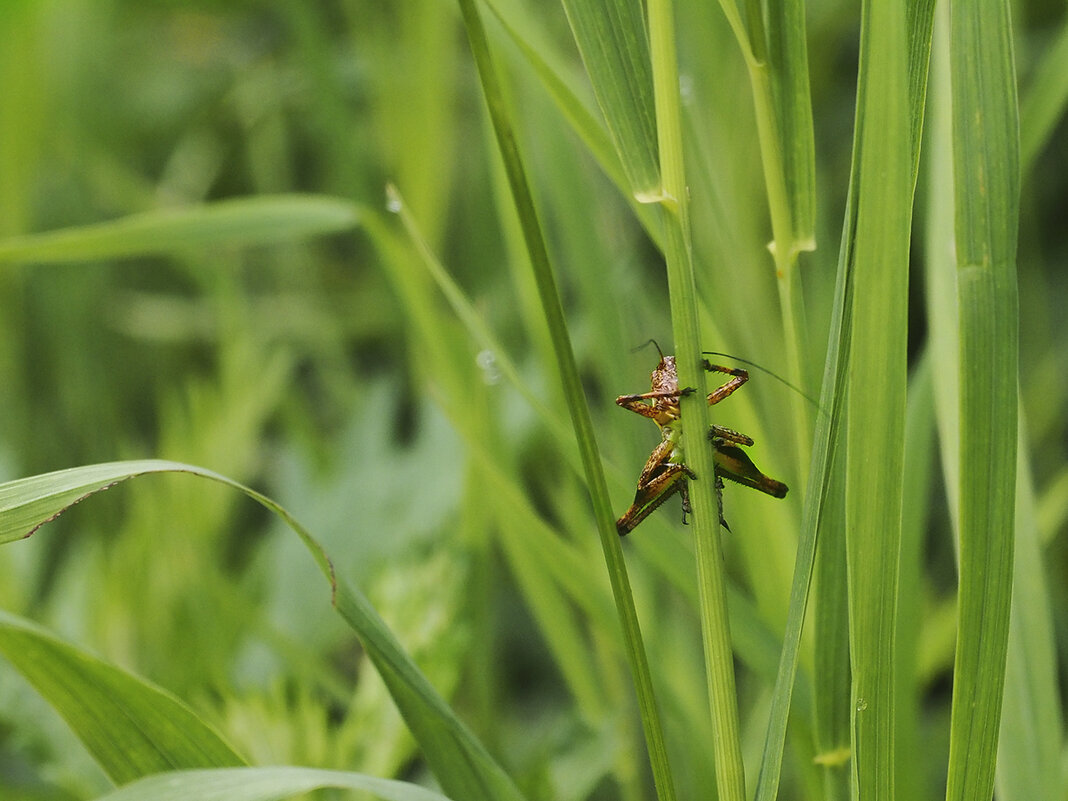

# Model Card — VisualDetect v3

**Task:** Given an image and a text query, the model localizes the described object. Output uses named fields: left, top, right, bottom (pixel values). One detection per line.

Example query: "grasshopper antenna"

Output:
left=703, top=351, right=825, bottom=414
left=633, top=339, right=665, bottom=359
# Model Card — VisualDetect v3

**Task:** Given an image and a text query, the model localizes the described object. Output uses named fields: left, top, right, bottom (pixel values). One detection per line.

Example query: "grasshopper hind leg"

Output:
left=709, top=434, right=789, bottom=499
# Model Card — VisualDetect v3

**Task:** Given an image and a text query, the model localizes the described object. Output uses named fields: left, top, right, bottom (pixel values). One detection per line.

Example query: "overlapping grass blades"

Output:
left=0, top=0, right=1057, bottom=798
left=455, top=0, right=679, bottom=798
left=0, top=462, right=523, bottom=801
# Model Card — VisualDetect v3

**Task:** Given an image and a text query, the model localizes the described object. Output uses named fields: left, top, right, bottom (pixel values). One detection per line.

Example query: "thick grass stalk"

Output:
left=454, top=1, right=678, bottom=799
left=647, top=1, right=746, bottom=800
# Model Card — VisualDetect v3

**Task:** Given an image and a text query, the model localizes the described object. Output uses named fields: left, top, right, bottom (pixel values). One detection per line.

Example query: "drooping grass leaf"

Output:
left=0, top=610, right=245, bottom=785
left=0, top=461, right=526, bottom=801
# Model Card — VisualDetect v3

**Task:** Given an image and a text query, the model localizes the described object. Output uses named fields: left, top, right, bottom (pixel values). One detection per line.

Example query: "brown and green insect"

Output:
left=615, top=345, right=788, bottom=536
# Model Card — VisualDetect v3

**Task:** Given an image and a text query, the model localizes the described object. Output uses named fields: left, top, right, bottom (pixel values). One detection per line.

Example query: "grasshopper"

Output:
left=615, top=346, right=788, bottom=535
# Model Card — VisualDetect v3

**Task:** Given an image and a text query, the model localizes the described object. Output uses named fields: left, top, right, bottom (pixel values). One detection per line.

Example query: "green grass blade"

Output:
left=749, top=0, right=817, bottom=478
left=896, top=352, right=938, bottom=801
left=1020, top=15, right=1068, bottom=173
left=761, top=0, right=816, bottom=250
left=454, top=2, right=677, bottom=798
left=716, top=0, right=819, bottom=482
left=930, top=33, right=1055, bottom=781
left=0, top=469, right=123, bottom=546
left=994, top=429, right=1063, bottom=801
left=754, top=0, right=934, bottom=795
left=806, top=466, right=850, bottom=796
left=558, top=0, right=660, bottom=195
left=328, top=585, right=525, bottom=801
left=94, top=766, right=453, bottom=801
left=478, top=0, right=664, bottom=245
left=925, top=14, right=962, bottom=535
left=0, top=461, right=526, bottom=801
left=648, top=1, right=745, bottom=799
left=945, top=0, right=1021, bottom=795
left=382, top=184, right=576, bottom=465
left=753, top=167, right=853, bottom=801
left=0, top=195, right=360, bottom=263
left=905, top=0, right=938, bottom=173
left=0, top=610, right=244, bottom=785
left=844, top=1, right=912, bottom=799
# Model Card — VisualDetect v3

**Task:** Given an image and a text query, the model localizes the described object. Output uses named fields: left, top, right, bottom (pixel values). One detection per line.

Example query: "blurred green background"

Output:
left=0, top=1, right=1065, bottom=800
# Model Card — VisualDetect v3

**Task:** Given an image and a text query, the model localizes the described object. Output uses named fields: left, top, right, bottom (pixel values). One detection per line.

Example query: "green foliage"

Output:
left=0, top=608, right=245, bottom=783
left=0, top=1, right=1063, bottom=800
left=93, top=767, right=454, bottom=801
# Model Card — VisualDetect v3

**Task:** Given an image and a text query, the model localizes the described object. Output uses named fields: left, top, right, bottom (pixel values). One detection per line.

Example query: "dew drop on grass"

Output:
left=476, top=349, right=500, bottom=385
left=679, top=73, right=695, bottom=104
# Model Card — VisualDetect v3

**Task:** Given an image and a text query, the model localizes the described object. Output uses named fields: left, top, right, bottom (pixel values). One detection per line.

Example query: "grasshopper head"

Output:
left=648, top=355, right=683, bottom=427
left=651, top=355, right=680, bottom=395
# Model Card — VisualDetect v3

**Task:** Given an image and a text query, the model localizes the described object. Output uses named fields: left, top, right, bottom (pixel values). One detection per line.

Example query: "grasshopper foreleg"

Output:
left=702, top=360, right=749, bottom=406
left=615, top=387, right=695, bottom=420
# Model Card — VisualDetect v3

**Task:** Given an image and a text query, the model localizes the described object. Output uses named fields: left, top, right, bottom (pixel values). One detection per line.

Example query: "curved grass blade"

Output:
left=0, top=609, right=245, bottom=785
left=0, top=460, right=525, bottom=801
left=93, top=766, right=452, bottom=801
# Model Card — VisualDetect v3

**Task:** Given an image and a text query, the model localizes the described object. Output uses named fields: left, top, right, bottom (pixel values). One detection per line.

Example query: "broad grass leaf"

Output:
left=0, top=609, right=245, bottom=785
left=0, top=461, right=525, bottom=801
